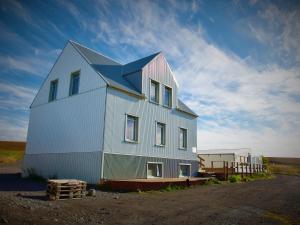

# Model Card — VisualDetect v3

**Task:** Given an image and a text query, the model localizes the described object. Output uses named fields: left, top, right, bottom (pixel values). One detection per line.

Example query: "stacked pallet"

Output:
left=47, top=179, right=87, bottom=200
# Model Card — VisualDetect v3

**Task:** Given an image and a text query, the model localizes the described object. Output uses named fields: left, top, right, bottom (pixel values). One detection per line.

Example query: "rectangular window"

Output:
left=179, top=164, right=191, bottom=177
left=179, top=128, right=187, bottom=149
left=147, top=162, right=163, bottom=178
left=48, top=79, right=58, bottom=102
left=69, top=71, right=80, bottom=96
left=156, top=122, right=166, bottom=146
left=150, top=80, right=159, bottom=103
left=163, top=86, right=172, bottom=107
left=125, top=115, right=138, bottom=142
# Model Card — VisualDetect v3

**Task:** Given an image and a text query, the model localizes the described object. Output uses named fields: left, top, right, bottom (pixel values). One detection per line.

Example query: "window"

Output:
left=125, top=115, right=138, bottom=142
left=156, top=122, right=166, bottom=146
left=179, top=164, right=191, bottom=177
left=163, top=86, right=172, bottom=107
left=179, top=128, right=187, bottom=149
left=150, top=80, right=159, bottom=103
left=69, top=71, right=80, bottom=96
left=147, top=162, right=163, bottom=178
left=49, top=79, right=58, bottom=102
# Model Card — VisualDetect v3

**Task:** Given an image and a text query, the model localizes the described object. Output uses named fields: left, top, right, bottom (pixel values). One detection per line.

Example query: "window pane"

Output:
left=156, top=123, right=165, bottom=145
left=150, top=81, right=159, bottom=103
left=180, top=128, right=187, bottom=149
left=126, top=115, right=137, bottom=141
left=147, top=163, right=162, bottom=178
left=70, top=73, right=80, bottom=95
left=164, top=87, right=171, bottom=107
left=179, top=165, right=190, bottom=177
left=49, top=80, right=58, bottom=102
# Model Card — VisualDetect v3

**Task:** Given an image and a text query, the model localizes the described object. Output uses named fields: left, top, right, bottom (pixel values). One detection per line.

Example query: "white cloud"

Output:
left=0, top=116, right=28, bottom=141
left=88, top=0, right=300, bottom=157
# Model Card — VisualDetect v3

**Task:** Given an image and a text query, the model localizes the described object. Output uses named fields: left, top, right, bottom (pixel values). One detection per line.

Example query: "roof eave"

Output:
left=176, top=107, right=198, bottom=118
left=107, top=84, right=146, bottom=99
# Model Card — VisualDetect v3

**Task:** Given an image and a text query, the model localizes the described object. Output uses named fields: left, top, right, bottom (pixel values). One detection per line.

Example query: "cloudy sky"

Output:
left=0, top=0, right=299, bottom=157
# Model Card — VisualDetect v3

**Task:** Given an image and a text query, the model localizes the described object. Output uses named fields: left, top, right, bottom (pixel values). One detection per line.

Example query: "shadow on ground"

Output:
left=0, top=173, right=46, bottom=192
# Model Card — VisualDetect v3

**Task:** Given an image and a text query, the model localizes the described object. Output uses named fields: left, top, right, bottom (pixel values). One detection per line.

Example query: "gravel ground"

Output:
left=0, top=162, right=300, bottom=225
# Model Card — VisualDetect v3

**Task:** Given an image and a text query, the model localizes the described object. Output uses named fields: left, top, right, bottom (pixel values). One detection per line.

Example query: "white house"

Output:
left=22, top=40, right=199, bottom=183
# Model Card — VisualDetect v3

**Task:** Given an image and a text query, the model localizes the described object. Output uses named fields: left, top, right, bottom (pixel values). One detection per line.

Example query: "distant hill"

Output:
left=267, top=157, right=300, bottom=166
left=0, top=141, right=26, bottom=151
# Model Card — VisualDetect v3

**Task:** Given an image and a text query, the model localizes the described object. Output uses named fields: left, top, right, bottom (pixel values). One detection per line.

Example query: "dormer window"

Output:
left=163, top=85, right=172, bottom=108
left=150, top=79, right=159, bottom=104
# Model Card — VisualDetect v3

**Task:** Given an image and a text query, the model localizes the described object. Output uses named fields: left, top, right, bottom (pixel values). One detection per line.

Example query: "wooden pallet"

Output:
left=47, top=179, right=87, bottom=200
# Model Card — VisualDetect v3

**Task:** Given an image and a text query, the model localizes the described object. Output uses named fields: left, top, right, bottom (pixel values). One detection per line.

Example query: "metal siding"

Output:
left=142, top=54, right=178, bottom=108
left=22, top=151, right=101, bottom=184
left=31, top=42, right=106, bottom=107
left=26, top=88, right=106, bottom=154
left=199, top=154, right=235, bottom=168
left=103, top=153, right=198, bottom=179
left=104, top=88, right=197, bottom=161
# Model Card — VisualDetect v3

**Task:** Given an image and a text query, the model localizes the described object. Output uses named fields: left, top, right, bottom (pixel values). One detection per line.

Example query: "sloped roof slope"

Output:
left=70, top=40, right=197, bottom=117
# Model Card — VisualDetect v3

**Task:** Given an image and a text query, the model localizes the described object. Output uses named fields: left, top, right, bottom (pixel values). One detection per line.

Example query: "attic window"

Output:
left=150, top=79, right=159, bottom=104
left=49, top=79, right=58, bottom=102
left=69, top=71, right=80, bottom=96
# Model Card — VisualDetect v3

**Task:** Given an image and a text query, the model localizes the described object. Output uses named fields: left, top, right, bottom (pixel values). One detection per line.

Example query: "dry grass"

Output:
left=269, top=164, right=300, bottom=175
left=0, top=141, right=25, bottom=164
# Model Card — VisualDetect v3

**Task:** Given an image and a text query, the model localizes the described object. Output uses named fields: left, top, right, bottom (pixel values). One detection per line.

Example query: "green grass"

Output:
left=0, top=150, right=24, bottom=164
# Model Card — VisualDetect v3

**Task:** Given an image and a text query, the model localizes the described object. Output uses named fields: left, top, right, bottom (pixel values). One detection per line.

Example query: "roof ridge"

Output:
left=68, top=40, right=122, bottom=65
left=124, top=51, right=161, bottom=66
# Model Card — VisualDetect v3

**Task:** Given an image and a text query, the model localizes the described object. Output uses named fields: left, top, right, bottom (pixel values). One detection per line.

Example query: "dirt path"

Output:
left=0, top=164, right=299, bottom=225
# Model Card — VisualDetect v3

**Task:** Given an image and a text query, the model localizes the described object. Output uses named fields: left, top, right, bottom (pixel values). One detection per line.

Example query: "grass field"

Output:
left=267, top=157, right=300, bottom=175
left=0, top=141, right=25, bottom=164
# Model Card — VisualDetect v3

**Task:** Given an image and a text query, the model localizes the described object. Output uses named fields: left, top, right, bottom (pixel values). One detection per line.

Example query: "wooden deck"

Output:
left=100, top=177, right=210, bottom=192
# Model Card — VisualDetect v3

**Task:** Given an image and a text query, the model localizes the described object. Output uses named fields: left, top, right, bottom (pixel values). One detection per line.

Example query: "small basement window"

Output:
left=69, top=71, right=80, bottom=96
left=150, top=79, right=159, bottom=103
left=49, top=79, right=58, bottom=102
left=125, top=114, right=139, bottom=142
left=147, top=162, right=163, bottom=178
left=179, top=164, right=191, bottom=177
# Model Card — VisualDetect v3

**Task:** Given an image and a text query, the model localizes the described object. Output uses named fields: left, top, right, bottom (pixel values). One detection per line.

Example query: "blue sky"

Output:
left=0, top=0, right=299, bottom=157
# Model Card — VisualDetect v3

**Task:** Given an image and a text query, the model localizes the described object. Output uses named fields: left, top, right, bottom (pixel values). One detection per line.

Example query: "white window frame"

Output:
left=179, top=127, right=188, bottom=150
left=69, top=70, right=80, bottom=96
left=124, top=114, right=139, bottom=143
left=149, top=79, right=160, bottom=104
left=147, top=162, right=163, bottom=179
left=163, top=85, right=172, bottom=108
left=48, top=79, right=58, bottom=102
left=155, top=121, right=166, bottom=147
left=179, top=163, right=191, bottom=178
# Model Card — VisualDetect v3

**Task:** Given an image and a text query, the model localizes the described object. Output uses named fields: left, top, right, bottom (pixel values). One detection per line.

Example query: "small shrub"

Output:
left=204, top=178, right=221, bottom=185
left=228, top=175, right=241, bottom=183
left=163, top=185, right=187, bottom=192
left=26, top=168, right=46, bottom=182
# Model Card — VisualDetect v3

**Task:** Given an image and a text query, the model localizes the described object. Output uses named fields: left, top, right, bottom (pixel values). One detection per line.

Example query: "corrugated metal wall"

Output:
left=104, top=87, right=197, bottom=161
left=199, top=154, right=235, bottom=168
left=31, top=42, right=106, bottom=107
left=23, top=151, right=101, bottom=183
left=103, top=153, right=198, bottom=179
left=142, top=53, right=178, bottom=108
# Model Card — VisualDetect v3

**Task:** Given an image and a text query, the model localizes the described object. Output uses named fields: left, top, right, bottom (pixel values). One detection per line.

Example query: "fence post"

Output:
left=241, top=163, right=244, bottom=178
left=249, top=164, right=252, bottom=176
left=223, top=161, right=226, bottom=180
left=246, top=164, right=248, bottom=176
left=211, top=161, right=214, bottom=169
left=226, top=162, right=229, bottom=180
left=231, top=162, right=234, bottom=175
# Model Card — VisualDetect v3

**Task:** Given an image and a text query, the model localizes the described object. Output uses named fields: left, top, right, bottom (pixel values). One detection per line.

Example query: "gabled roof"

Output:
left=177, top=99, right=198, bottom=117
left=123, top=52, right=160, bottom=75
left=70, top=40, right=197, bottom=117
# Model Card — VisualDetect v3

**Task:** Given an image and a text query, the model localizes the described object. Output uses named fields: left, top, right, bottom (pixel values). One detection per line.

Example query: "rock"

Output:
left=87, top=189, right=96, bottom=197
left=0, top=216, right=8, bottom=223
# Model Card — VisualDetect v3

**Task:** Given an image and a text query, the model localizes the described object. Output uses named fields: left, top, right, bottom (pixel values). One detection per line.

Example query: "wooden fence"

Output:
left=204, top=161, right=264, bottom=181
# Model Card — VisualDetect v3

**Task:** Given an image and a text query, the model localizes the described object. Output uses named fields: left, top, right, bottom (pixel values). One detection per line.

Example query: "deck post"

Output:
left=231, top=162, right=234, bottom=175
left=211, top=161, right=214, bottom=169
left=241, top=163, right=244, bottom=178
left=249, top=164, right=252, bottom=176
left=246, top=164, right=248, bottom=176
left=226, top=162, right=229, bottom=180
left=223, top=161, right=226, bottom=180
left=237, top=162, right=239, bottom=174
